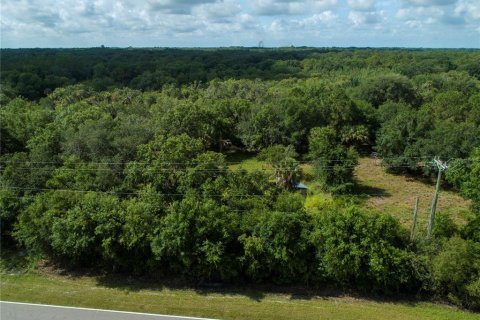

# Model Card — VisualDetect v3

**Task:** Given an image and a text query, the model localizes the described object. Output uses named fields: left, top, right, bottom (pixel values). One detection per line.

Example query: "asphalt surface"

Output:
left=0, top=301, right=218, bottom=320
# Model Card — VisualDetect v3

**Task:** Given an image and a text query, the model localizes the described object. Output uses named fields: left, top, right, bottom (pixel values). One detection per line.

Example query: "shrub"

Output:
left=432, top=237, right=480, bottom=309
left=151, top=195, right=241, bottom=282
left=239, top=209, right=312, bottom=284
left=310, top=207, right=421, bottom=293
left=462, top=214, right=480, bottom=243
left=432, top=212, right=458, bottom=239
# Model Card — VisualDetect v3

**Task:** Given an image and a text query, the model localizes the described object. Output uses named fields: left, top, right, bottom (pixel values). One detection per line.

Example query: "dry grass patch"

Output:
left=354, top=157, right=471, bottom=227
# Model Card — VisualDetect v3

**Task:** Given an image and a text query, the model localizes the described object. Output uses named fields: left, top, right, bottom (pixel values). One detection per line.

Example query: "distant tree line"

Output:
left=1, top=48, right=479, bottom=100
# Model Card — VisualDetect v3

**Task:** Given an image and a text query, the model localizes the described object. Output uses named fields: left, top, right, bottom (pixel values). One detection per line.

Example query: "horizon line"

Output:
left=1, top=45, right=480, bottom=50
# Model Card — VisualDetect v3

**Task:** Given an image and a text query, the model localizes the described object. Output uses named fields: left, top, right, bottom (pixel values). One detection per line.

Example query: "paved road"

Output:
left=0, top=301, right=218, bottom=320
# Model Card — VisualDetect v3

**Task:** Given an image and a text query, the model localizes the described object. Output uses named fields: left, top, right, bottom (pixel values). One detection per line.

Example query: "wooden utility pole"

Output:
left=426, top=158, right=448, bottom=239
left=411, top=196, right=419, bottom=241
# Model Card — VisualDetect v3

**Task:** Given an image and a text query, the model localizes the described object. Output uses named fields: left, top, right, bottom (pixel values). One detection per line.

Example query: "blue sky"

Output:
left=1, top=0, right=479, bottom=48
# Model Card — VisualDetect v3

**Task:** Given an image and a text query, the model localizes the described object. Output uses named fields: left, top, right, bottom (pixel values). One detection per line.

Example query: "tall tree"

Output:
left=308, top=127, right=358, bottom=194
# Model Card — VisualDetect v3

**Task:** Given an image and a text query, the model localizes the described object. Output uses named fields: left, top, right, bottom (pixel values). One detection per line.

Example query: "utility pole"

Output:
left=426, top=157, right=448, bottom=239
left=411, top=196, right=419, bottom=241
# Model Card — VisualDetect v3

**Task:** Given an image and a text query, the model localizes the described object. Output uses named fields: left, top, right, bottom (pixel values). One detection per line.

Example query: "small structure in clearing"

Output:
left=295, top=182, right=308, bottom=196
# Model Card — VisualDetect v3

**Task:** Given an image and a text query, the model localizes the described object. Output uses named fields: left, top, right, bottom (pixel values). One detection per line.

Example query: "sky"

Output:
left=1, top=0, right=479, bottom=48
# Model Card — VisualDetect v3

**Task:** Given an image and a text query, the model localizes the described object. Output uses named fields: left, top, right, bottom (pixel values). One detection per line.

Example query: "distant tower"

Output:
left=258, top=40, right=264, bottom=48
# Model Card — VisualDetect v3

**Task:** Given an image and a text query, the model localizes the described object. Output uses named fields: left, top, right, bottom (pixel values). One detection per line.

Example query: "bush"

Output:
left=432, top=237, right=480, bottom=309
left=310, top=207, right=421, bottom=293
left=239, top=209, right=312, bottom=284
left=462, top=214, right=480, bottom=243
left=432, top=213, right=458, bottom=239
left=151, top=195, right=241, bottom=282
left=14, top=191, right=126, bottom=269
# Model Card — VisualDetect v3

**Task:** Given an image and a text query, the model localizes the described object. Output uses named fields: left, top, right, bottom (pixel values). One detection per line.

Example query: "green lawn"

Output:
left=1, top=272, right=478, bottom=320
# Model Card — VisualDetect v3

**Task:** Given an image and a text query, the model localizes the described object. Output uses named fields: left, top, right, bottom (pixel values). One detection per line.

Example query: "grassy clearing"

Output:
left=226, top=151, right=269, bottom=171
left=354, top=158, right=471, bottom=227
left=1, top=271, right=478, bottom=320
left=226, top=151, right=471, bottom=229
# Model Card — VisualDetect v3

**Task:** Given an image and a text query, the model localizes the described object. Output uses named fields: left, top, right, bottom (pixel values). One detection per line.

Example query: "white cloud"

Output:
left=0, top=0, right=478, bottom=48
left=348, top=10, right=383, bottom=26
left=249, top=0, right=307, bottom=16
left=269, top=10, right=337, bottom=33
left=347, top=0, right=383, bottom=27
left=311, top=0, right=338, bottom=12
left=303, top=11, right=338, bottom=26
left=148, top=0, right=216, bottom=14
left=455, top=0, right=480, bottom=21
left=192, top=0, right=241, bottom=19
left=249, top=0, right=338, bottom=16
left=403, top=0, right=456, bottom=7
left=347, top=0, right=375, bottom=11
left=397, top=0, right=470, bottom=29
left=396, top=4, right=468, bottom=28
left=397, top=6, right=443, bottom=21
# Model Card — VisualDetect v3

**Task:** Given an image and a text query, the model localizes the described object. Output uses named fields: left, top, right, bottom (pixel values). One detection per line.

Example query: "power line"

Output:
left=3, top=163, right=427, bottom=173
left=0, top=185, right=451, bottom=199
left=3, top=155, right=466, bottom=166
left=3, top=157, right=458, bottom=173
left=0, top=186, right=267, bottom=197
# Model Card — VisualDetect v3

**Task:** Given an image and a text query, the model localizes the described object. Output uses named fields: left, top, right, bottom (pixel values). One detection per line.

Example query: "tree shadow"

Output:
left=385, top=168, right=436, bottom=187
left=92, top=273, right=425, bottom=307
left=194, top=283, right=267, bottom=302
left=224, top=149, right=258, bottom=163
left=94, top=274, right=268, bottom=301
left=351, top=183, right=391, bottom=198
left=94, top=273, right=188, bottom=293
left=0, top=247, right=32, bottom=274
left=93, top=273, right=338, bottom=302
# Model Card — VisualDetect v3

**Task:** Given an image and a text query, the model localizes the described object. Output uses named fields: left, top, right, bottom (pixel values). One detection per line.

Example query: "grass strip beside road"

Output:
left=1, top=272, right=478, bottom=320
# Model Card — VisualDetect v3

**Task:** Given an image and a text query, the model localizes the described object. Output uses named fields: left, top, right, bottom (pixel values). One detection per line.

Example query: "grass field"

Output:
left=354, top=158, right=471, bottom=227
left=1, top=271, right=479, bottom=320
left=227, top=152, right=471, bottom=231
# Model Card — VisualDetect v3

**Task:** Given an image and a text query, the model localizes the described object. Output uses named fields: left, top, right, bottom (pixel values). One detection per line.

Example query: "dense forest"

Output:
left=1, top=48, right=480, bottom=310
